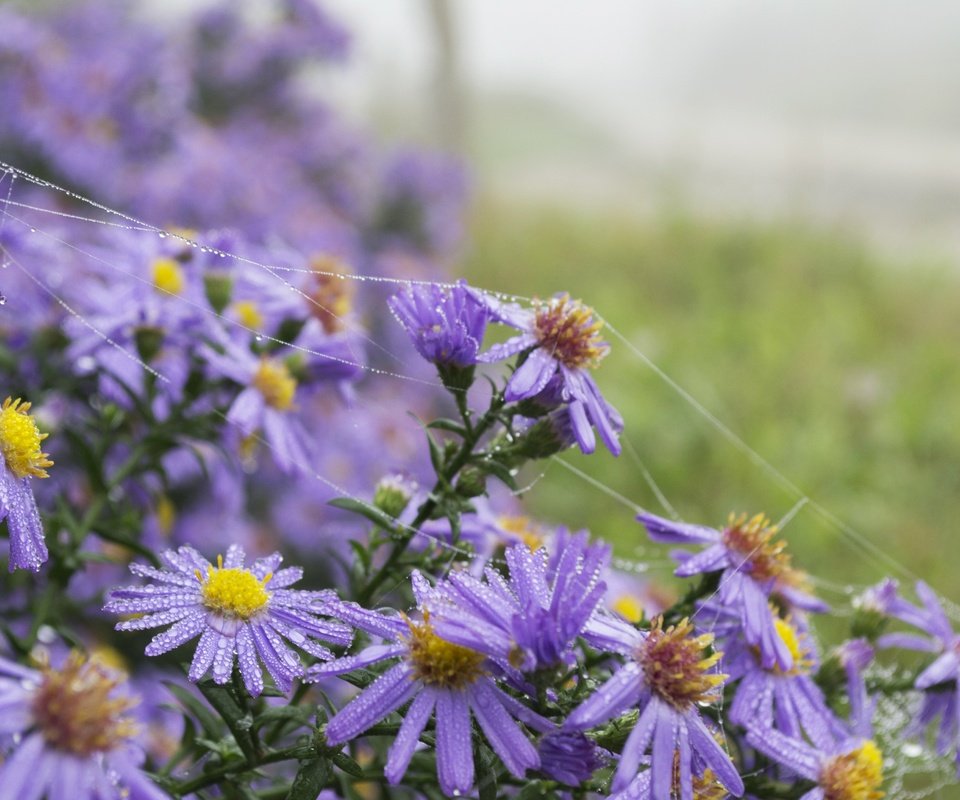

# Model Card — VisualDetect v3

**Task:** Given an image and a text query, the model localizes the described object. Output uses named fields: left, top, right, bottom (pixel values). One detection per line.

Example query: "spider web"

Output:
left=0, top=160, right=956, bottom=797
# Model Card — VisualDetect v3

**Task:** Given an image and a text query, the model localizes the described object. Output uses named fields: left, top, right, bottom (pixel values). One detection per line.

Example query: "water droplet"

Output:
left=29, top=227, right=36, bottom=233
left=158, top=232, right=167, bottom=239
left=902, top=742, right=924, bottom=758
left=0, top=294, right=5, bottom=305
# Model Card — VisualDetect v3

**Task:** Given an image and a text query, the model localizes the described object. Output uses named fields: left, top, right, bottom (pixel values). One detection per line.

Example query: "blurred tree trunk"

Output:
left=425, top=0, right=465, bottom=154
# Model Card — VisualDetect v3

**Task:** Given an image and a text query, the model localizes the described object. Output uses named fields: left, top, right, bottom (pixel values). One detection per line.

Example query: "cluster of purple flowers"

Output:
left=0, top=3, right=955, bottom=799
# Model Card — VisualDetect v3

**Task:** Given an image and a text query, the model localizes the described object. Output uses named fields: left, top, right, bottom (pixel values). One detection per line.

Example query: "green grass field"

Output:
left=463, top=201, right=960, bottom=608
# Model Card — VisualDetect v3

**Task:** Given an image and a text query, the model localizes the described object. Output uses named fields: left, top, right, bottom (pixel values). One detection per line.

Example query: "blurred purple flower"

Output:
left=0, top=651, right=169, bottom=799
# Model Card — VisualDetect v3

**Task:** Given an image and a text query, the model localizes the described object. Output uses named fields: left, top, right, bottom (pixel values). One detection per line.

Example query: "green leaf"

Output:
left=476, top=744, right=499, bottom=800
left=331, top=751, right=365, bottom=778
left=252, top=705, right=314, bottom=732
left=426, top=418, right=468, bottom=436
left=286, top=757, right=332, bottom=800
left=164, top=682, right=223, bottom=739
left=328, top=497, right=396, bottom=531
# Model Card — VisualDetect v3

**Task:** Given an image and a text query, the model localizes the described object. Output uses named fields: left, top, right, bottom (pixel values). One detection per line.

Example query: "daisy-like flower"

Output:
left=566, top=617, right=744, bottom=799
left=875, top=580, right=960, bottom=773
left=307, top=573, right=548, bottom=796
left=716, top=611, right=848, bottom=748
left=200, top=334, right=312, bottom=474
left=477, top=292, right=622, bottom=455
left=0, top=651, right=169, bottom=799
left=747, top=728, right=885, bottom=800
left=429, top=531, right=610, bottom=673
left=0, top=396, right=53, bottom=571
left=105, top=544, right=352, bottom=697
left=639, top=510, right=826, bottom=672
left=388, top=280, right=489, bottom=370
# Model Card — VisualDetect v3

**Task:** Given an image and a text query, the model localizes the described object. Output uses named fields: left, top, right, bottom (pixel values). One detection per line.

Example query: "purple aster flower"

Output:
left=826, top=638, right=876, bottom=740
left=306, top=572, right=549, bottom=796
left=639, top=510, right=827, bottom=672
left=538, top=728, right=607, bottom=786
left=0, top=396, right=53, bottom=571
left=105, top=544, right=352, bottom=697
left=477, top=293, right=622, bottom=455
left=876, top=580, right=960, bottom=773
left=200, top=334, right=314, bottom=474
left=388, top=280, right=489, bottom=371
left=0, top=651, right=169, bottom=799
left=429, top=531, right=610, bottom=673
left=746, top=728, right=884, bottom=800
left=566, top=617, right=744, bottom=798
left=715, top=612, right=848, bottom=749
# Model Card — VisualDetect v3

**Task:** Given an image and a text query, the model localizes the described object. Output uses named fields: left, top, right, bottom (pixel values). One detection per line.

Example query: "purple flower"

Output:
left=566, top=617, right=744, bottom=798
left=746, top=728, right=884, bottom=800
left=639, top=510, right=826, bottom=671
left=388, top=280, right=488, bottom=369
left=306, top=572, right=548, bottom=796
left=477, top=293, right=622, bottom=455
left=429, top=531, right=610, bottom=673
left=201, top=334, right=314, bottom=474
left=876, top=580, right=960, bottom=773
left=538, top=728, right=606, bottom=786
left=0, top=651, right=169, bottom=799
left=716, top=612, right=848, bottom=748
left=0, top=396, right=52, bottom=571
left=105, top=544, right=352, bottom=697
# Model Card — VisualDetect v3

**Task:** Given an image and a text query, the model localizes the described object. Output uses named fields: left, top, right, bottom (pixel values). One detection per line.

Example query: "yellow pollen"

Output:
left=771, top=616, right=813, bottom=675
left=233, top=300, right=264, bottom=330
left=31, top=652, right=138, bottom=757
left=252, top=358, right=297, bottom=411
left=639, top=617, right=725, bottom=710
left=308, top=257, right=355, bottom=334
left=151, top=257, right=186, bottom=295
left=155, top=494, right=176, bottom=537
left=199, top=555, right=271, bottom=619
left=533, top=294, right=608, bottom=370
left=820, top=741, right=885, bottom=800
left=0, top=397, right=53, bottom=479
left=721, top=512, right=808, bottom=589
left=405, top=614, right=486, bottom=689
left=612, top=594, right=645, bottom=624
left=497, top=515, right=546, bottom=551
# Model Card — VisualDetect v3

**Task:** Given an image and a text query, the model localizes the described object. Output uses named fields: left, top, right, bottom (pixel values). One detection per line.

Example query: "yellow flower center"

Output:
left=151, top=257, right=185, bottom=295
left=533, top=294, right=608, bottom=370
left=497, top=515, right=546, bottom=551
left=0, top=397, right=53, bottom=479
left=612, top=594, right=645, bottom=624
left=771, top=617, right=813, bottom=675
left=308, top=257, right=354, bottom=334
left=405, top=615, right=486, bottom=689
left=31, top=652, right=138, bottom=757
left=156, top=494, right=176, bottom=538
left=720, top=512, right=810, bottom=592
left=198, top=555, right=272, bottom=619
left=252, top=358, right=297, bottom=411
left=638, top=617, right=725, bottom=710
left=820, top=741, right=885, bottom=800
left=233, top=300, right=264, bottom=330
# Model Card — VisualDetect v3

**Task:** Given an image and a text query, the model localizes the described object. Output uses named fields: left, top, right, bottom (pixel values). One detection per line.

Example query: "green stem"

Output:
left=357, top=395, right=504, bottom=605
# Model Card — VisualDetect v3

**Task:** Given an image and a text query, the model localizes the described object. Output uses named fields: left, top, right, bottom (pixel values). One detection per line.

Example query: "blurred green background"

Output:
left=462, top=203, right=960, bottom=608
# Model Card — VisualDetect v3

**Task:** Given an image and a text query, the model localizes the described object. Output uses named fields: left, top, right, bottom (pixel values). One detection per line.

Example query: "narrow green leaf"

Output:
left=328, top=497, right=396, bottom=531
left=286, top=757, right=332, bottom=800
